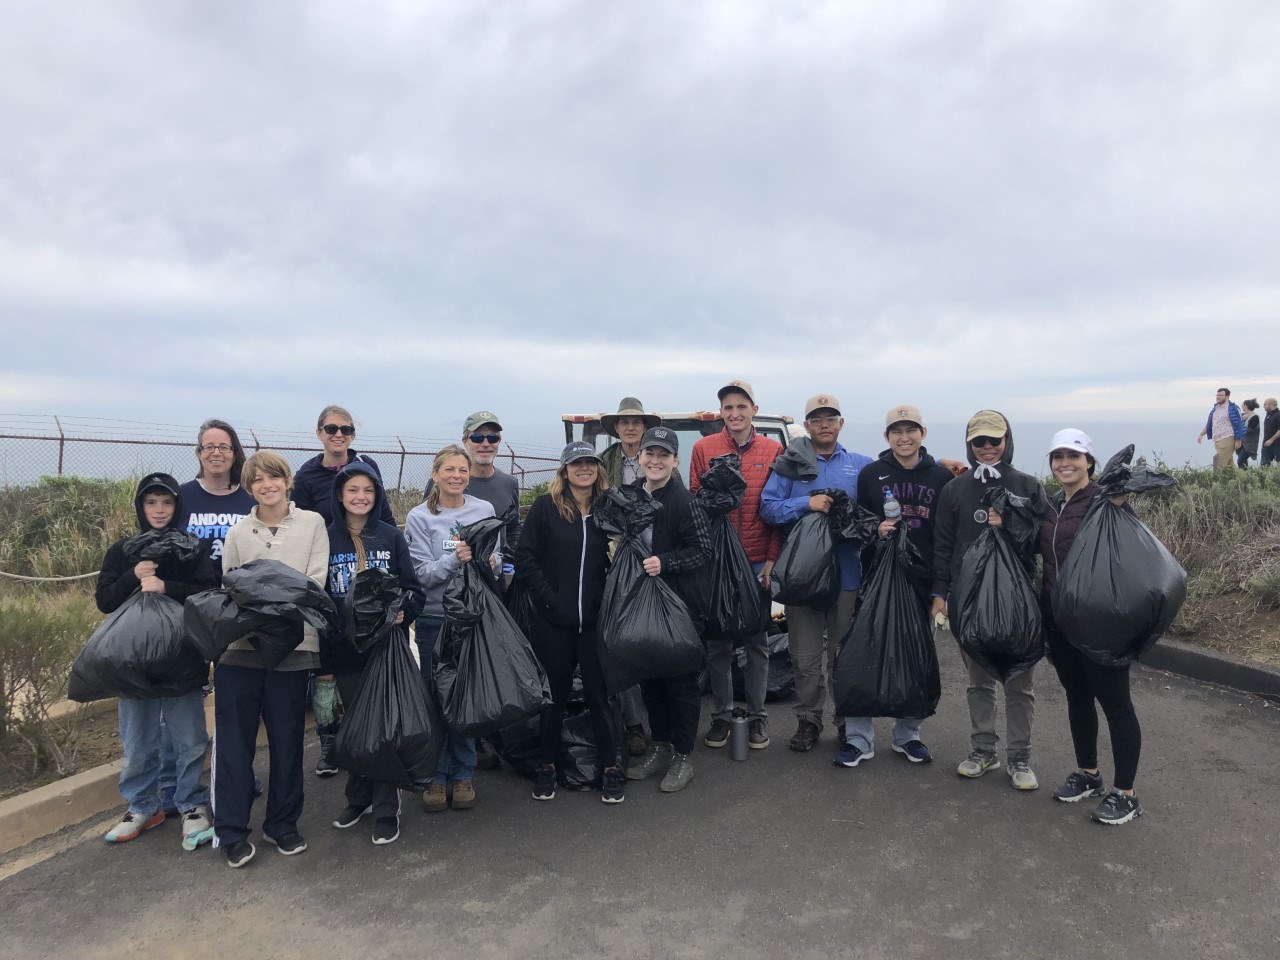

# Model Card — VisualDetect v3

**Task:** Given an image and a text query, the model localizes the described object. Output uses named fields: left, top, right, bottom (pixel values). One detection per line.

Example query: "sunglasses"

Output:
left=321, top=424, right=355, bottom=436
left=469, top=433, right=501, bottom=444
left=970, top=436, right=1004, bottom=448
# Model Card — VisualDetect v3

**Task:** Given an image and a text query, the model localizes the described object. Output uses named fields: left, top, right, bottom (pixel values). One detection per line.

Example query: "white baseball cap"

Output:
left=1047, top=428, right=1094, bottom=458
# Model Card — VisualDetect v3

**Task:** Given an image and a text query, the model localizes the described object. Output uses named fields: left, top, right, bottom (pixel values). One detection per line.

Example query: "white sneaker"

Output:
left=104, top=810, right=165, bottom=843
left=181, top=806, right=214, bottom=851
left=1007, top=760, right=1039, bottom=791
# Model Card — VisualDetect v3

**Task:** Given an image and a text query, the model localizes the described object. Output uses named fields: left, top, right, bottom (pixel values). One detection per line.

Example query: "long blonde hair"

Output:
left=426, top=445, right=474, bottom=515
left=548, top=460, right=608, bottom=523
left=338, top=472, right=375, bottom=571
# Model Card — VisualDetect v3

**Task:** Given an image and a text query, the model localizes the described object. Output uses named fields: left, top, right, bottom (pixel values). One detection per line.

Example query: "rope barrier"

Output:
left=0, top=570, right=100, bottom=583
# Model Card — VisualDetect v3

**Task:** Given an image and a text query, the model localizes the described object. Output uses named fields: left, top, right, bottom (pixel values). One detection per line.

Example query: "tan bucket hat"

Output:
left=600, top=397, right=661, bottom=438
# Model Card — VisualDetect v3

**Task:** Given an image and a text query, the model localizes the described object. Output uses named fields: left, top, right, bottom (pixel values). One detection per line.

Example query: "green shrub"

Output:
left=0, top=476, right=135, bottom=578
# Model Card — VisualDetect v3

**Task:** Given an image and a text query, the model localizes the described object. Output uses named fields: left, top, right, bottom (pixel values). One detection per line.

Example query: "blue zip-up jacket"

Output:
left=760, top=443, right=875, bottom=591
left=1204, top=402, right=1246, bottom=441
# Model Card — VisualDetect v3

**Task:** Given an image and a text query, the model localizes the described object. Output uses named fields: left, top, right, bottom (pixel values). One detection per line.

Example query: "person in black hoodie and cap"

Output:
left=931, top=410, right=1048, bottom=791
left=322, top=461, right=426, bottom=845
left=514, top=441, right=624, bottom=804
left=95, top=473, right=216, bottom=849
left=624, top=426, right=712, bottom=794
left=847, top=405, right=955, bottom=765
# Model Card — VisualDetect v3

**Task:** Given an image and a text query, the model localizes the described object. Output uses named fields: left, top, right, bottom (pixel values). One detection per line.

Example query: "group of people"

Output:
left=1198, top=386, right=1280, bottom=469
left=95, top=385, right=1151, bottom=871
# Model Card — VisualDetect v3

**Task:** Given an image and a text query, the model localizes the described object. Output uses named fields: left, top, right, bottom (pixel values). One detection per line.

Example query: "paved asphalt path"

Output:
left=4, top=642, right=1279, bottom=960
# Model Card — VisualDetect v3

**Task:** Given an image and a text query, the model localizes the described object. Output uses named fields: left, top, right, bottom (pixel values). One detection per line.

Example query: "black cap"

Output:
left=560, top=441, right=603, bottom=466
left=138, top=472, right=181, bottom=499
left=640, top=426, right=678, bottom=455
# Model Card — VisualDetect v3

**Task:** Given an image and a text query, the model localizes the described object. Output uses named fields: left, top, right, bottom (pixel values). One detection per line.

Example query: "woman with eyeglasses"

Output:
left=930, top=410, right=1048, bottom=791
left=292, top=405, right=397, bottom=527
left=292, top=405, right=398, bottom=779
left=179, top=419, right=257, bottom=583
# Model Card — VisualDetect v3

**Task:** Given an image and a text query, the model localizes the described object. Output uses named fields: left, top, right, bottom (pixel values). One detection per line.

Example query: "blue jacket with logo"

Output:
left=760, top=443, right=874, bottom=590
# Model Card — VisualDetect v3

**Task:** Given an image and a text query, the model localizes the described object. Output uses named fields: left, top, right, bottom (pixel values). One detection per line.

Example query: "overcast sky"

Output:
left=2, top=0, right=1277, bottom=452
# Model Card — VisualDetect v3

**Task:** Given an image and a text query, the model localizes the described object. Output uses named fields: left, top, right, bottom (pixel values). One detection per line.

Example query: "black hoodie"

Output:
left=930, top=412, right=1048, bottom=599
left=321, top=461, right=426, bottom=676
left=95, top=472, right=216, bottom=614
left=856, top=446, right=954, bottom=593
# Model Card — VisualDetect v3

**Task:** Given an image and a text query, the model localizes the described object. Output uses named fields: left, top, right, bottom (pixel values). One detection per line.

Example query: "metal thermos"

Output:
left=729, top=710, right=750, bottom=761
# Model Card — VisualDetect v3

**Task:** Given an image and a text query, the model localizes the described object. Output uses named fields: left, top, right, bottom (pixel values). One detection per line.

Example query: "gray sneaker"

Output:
left=1007, top=760, right=1039, bottom=791
left=626, top=741, right=675, bottom=780
left=659, top=753, right=694, bottom=793
left=957, top=751, right=1001, bottom=778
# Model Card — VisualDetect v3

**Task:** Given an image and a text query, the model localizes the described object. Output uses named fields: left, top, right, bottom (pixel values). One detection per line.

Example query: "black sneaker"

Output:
left=789, top=719, right=821, bottom=753
left=224, top=840, right=256, bottom=868
left=372, top=817, right=400, bottom=845
left=315, top=733, right=339, bottom=778
left=625, top=724, right=649, bottom=757
left=1054, top=769, right=1106, bottom=803
left=263, top=832, right=308, bottom=855
left=1092, top=789, right=1143, bottom=825
left=532, top=764, right=556, bottom=801
left=332, top=804, right=373, bottom=829
left=703, top=719, right=731, bottom=749
left=601, top=766, right=625, bottom=804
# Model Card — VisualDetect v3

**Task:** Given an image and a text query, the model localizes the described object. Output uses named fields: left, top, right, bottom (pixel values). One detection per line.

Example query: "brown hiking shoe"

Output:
left=450, top=780, right=476, bottom=810
left=422, top=783, right=448, bottom=813
left=789, top=718, right=821, bottom=752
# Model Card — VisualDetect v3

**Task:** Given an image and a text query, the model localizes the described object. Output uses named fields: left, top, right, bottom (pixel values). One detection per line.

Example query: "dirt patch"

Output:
left=0, top=710, right=123, bottom=802
left=1171, top=589, right=1280, bottom=668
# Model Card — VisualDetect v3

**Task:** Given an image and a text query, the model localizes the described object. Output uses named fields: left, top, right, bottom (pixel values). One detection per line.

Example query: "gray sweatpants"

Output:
left=959, top=647, right=1035, bottom=763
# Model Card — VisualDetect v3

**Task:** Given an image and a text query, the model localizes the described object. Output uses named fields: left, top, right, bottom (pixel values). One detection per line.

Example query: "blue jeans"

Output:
left=843, top=716, right=924, bottom=754
left=117, top=689, right=209, bottom=816
left=417, top=615, right=476, bottom=784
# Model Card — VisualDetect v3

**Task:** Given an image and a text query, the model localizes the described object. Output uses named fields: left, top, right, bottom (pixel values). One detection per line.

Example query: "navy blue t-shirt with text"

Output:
left=179, top=480, right=256, bottom=582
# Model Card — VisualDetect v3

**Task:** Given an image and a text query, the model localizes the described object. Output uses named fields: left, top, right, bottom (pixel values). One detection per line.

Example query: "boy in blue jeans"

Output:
left=95, top=473, right=216, bottom=849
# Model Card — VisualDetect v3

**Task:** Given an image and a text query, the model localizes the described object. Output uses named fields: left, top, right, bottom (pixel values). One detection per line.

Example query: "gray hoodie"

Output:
left=404, top=495, right=500, bottom=617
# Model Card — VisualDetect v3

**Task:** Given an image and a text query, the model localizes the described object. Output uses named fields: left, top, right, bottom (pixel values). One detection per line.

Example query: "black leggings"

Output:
left=531, top=620, right=619, bottom=771
left=1047, top=626, right=1142, bottom=791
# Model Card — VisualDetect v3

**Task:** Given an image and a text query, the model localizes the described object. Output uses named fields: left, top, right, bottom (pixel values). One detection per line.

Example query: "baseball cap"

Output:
left=559, top=441, right=602, bottom=466
left=965, top=410, right=1009, bottom=442
left=463, top=411, right=502, bottom=435
left=1047, top=428, right=1094, bottom=458
left=804, top=393, right=842, bottom=419
left=640, top=426, right=678, bottom=455
left=885, top=404, right=924, bottom=429
left=138, top=472, right=181, bottom=498
left=717, top=380, right=756, bottom=404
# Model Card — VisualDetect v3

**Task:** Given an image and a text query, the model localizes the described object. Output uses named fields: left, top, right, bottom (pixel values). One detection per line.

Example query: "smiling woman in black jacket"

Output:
left=513, top=442, right=622, bottom=804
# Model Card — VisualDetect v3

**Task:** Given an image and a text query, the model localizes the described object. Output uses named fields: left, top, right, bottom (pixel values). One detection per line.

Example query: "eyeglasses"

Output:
left=199, top=444, right=233, bottom=454
left=970, top=436, right=1004, bottom=448
left=468, top=433, right=501, bottom=445
left=807, top=416, right=840, bottom=426
left=321, top=424, right=355, bottom=436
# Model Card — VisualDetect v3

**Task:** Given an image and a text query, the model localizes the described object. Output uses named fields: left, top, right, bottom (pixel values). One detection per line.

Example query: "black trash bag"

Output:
left=222, top=559, right=340, bottom=669
left=770, top=490, right=876, bottom=610
left=344, top=566, right=406, bottom=654
left=183, top=589, right=260, bottom=663
left=503, top=576, right=539, bottom=646
left=491, top=699, right=626, bottom=790
left=696, top=455, right=760, bottom=636
left=121, top=528, right=206, bottom=566
left=832, top=525, right=941, bottom=718
left=981, top=486, right=1039, bottom=549
left=952, top=522, right=1043, bottom=683
left=731, top=632, right=795, bottom=702
left=1096, top=444, right=1179, bottom=498
left=489, top=712, right=543, bottom=780
left=436, top=517, right=552, bottom=737
left=69, top=592, right=208, bottom=702
left=1052, top=460, right=1186, bottom=666
left=594, top=487, right=704, bottom=695
left=772, top=437, right=819, bottom=481
left=330, top=634, right=445, bottom=790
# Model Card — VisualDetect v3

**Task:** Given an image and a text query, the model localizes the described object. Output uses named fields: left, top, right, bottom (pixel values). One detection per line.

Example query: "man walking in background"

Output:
left=1197, top=388, right=1245, bottom=471
left=1262, top=398, right=1280, bottom=467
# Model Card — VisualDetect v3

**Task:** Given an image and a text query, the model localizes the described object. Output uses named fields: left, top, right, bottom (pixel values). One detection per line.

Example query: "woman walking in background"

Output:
left=1039, top=429, right=1144, bottom=825
left=1238, top=399, right=1261, bottom=468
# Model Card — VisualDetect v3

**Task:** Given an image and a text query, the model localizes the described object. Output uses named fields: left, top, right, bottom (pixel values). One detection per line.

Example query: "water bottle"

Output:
left=883, top=489, right=902, bottom=521
left=729, top=708, right=750, bottom=762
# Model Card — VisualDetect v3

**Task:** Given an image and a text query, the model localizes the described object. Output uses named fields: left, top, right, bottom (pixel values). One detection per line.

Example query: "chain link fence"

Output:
left=0, top=415, right=561, bottom=496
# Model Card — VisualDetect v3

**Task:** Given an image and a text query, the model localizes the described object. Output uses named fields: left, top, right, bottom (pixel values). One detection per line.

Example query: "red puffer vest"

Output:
left=689, top=427, right=784, bottom=564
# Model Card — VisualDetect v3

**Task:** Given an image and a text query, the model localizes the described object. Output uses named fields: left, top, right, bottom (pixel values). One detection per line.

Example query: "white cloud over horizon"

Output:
left=2, top=0, right=1277, bottom=462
